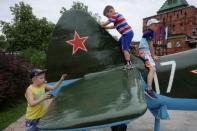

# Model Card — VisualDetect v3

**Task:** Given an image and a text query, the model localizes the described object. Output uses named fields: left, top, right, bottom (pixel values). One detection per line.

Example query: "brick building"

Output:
left=143, top=0, right=197, bottom=55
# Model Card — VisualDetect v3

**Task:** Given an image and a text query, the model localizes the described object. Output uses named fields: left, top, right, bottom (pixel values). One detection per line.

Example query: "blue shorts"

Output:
left=25, top=118, right=40, bottom=131
left=119, top=30, right=134, bottom=51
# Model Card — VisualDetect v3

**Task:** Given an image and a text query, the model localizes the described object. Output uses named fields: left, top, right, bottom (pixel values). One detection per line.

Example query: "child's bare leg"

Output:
left=123, top=50, right=131, bottom=65
left=147, top=66, right=156, bottom=90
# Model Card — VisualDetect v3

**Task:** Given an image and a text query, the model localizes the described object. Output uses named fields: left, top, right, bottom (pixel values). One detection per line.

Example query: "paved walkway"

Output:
left=91, top=110, right=197, bottom=131
left=3, top=99, right=52, bottom=131
left=3, top=115, right=26, bottom=131
left=3, top=109, right=197, bottom=131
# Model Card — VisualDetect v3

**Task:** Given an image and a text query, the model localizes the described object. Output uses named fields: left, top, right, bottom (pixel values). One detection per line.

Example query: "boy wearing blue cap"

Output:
left=25, top=68, right=67, bottom=131
left=139, top=18, right=160, bottom=99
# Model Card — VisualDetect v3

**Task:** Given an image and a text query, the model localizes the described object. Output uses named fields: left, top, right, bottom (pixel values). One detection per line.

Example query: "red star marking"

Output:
left=66, top=31, right=88, bottom=55
left=191, top=69, right=197, bottom=74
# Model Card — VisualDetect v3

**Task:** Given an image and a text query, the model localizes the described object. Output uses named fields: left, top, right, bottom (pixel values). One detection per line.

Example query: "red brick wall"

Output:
left=166, top=37, right=190, bottom=54
left=143, top=6, right=197, bottom=34
left=142, top=6, right=197, bottom=55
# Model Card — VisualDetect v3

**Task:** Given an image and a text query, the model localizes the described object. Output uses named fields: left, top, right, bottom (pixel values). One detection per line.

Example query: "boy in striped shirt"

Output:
left=101, top=5, right=134, bottom=69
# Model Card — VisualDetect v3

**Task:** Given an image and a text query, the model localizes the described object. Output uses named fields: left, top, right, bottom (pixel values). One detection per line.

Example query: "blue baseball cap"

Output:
left=30, top=68, right=47, bottom=79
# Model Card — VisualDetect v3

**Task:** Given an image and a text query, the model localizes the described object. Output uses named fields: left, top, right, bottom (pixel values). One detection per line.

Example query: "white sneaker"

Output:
left=125, top=64, right=134, bottom=69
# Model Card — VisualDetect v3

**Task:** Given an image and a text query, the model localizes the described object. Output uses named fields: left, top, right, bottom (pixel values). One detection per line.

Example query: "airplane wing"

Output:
left=38, top=68, right=146, bottom=130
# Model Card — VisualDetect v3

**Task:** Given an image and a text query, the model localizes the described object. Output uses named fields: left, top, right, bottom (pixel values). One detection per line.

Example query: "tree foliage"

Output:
left=0, top=1, right=55, bottom=52
left=60, top=1, right=101, bottom=22
left=0, top=1, right=101, bottom=67
left=19, top=48, right=46, bottom=68
left=0, top=52, right=31, bottom=107
left=0, top=35, right=9, bottom=50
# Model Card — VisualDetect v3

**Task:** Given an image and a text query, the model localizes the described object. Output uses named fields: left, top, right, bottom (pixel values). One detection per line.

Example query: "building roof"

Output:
left=158, top=0, right=189, bottom=14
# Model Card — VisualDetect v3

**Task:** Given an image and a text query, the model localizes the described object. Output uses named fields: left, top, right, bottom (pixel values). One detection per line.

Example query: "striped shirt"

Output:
left=108, top=13, right=132, bottom=34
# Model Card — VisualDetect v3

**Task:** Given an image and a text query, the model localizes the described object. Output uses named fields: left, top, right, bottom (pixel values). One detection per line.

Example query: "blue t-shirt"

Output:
left=142, top=29, right=155, bottom=41
left=139, top=29, right=155, bottom=54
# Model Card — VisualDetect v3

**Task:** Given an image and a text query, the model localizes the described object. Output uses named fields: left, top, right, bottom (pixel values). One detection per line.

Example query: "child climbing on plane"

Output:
left=101, top=5, right=134, bottom=69
left=138, top=18, right=160, bottom=99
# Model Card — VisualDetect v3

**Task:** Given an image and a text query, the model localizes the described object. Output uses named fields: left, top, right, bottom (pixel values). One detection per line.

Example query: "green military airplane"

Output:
left=38, top=10, right=197, bottom=131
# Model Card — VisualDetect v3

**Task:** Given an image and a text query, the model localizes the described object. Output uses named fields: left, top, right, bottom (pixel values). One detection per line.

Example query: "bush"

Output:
left=20, top=48, right=46, bottom=68
left=0, top=52, right=31, bottom=108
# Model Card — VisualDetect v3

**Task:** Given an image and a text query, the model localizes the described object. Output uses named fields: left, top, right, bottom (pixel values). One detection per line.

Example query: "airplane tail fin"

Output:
left=46, top=10, right=124, bottom=81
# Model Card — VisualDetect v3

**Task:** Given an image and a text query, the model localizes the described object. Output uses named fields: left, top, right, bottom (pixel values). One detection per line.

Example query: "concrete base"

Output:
left=91, top=110, right=197, bottom=131
left=3, top=110, right=197, bottom=131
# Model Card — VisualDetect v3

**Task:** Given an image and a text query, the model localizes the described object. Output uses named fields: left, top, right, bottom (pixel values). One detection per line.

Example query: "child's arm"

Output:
left=101, top=21, right=110, bottom=27
left=149, top=41, right=160, bottom=61
left=101, top=21, right=115, bottom=29
left=46, top=74, right=67, bottom=91
left=103, top=25, right=115, bottom=29
left=26, top=89, right=51, bottom=107
left=149, top=41, right=155, bottom=56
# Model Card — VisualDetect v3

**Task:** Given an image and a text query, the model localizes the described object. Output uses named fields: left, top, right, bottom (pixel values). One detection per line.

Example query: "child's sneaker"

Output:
left=124, top=64, right=134, bottom=70
left=144, top=89, right=157, bottom=99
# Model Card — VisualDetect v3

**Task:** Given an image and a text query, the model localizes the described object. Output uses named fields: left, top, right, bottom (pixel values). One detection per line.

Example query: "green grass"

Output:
left=0, top=100, right=26, bottom=130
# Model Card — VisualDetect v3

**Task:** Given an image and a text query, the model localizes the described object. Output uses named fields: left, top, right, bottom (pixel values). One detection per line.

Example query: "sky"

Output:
left=0, top=0, right=197, bottom=41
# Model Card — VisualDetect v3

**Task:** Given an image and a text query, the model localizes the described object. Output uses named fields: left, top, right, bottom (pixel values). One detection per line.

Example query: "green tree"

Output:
left=0, top=35, right=9, bottom=51
left=70, top=1, right=88, bottom=12
left=60, top=1, right=101, bottom=22
left=0, top=1, right=55, bottom=52
left=19, top=48, right=46, bottom=68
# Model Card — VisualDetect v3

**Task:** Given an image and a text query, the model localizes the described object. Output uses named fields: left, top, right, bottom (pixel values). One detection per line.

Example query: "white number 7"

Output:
left=154, top=61, right=176, bottom=94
